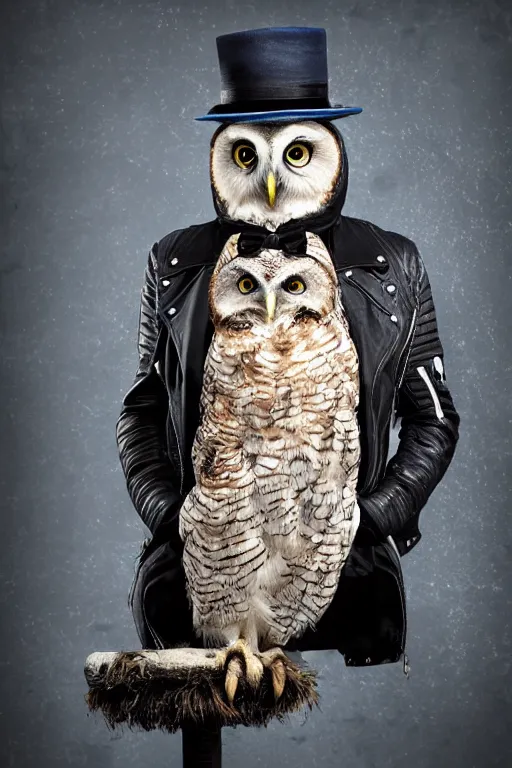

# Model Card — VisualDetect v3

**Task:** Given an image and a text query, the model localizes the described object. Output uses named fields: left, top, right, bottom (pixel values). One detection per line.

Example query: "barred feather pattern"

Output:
left=179, top=233, right=361, bottom=652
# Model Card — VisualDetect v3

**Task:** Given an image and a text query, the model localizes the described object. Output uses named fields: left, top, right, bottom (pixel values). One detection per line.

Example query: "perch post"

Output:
left=182, top=724, right=222, bottom=768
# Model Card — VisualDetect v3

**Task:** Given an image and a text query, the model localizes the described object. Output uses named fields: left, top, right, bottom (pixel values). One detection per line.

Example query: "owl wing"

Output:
left=179, top=337, right=267, bottom=638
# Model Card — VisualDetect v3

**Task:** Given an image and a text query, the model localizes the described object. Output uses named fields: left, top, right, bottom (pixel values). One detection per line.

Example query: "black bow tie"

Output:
left=217, top=201, right=340, bottom=260
left=236, top=223, right=308, bottom=257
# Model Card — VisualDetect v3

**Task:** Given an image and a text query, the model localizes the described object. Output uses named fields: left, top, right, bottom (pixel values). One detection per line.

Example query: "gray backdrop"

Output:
left=1, top=0, right=510, bottom=766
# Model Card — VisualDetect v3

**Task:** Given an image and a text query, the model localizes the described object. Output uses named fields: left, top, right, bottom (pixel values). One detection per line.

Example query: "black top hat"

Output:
left=195, top=26, right=363, bottom=123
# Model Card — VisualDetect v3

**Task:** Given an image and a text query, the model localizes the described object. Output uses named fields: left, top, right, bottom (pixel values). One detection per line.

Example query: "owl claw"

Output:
left=270, top=658, right=286, bottom=698
left=224, top=656, right=243, bottom=704
left=220, top=638, right=264, bottom=704
left=259, top=647, right=288, bottom=699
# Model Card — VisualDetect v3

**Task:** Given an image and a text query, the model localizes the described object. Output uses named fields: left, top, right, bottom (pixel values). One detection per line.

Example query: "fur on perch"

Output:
left=84, top=647, right=319, bottom=733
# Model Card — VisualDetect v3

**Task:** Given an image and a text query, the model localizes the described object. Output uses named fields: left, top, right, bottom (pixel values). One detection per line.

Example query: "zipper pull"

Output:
left=402, top=651, right=411, bottom=679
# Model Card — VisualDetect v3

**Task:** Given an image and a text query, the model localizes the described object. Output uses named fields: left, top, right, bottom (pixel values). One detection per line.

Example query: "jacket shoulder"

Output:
left=341, top=214, right=419, bottom=255
left=338, top=214, right=422, bottom=282
left=153, top=219, right=219, bottom=272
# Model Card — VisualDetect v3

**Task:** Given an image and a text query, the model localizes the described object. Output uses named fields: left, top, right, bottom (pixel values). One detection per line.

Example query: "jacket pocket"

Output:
left=417, top=365, right=445, bottom=420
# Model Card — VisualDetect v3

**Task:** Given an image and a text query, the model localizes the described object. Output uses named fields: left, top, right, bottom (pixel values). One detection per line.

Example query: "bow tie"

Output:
left=236, top=223, right=308, bottom=258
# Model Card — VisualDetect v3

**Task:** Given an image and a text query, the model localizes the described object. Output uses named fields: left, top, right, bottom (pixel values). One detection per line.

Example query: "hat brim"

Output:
left=194, top=107, right=363, bottom=123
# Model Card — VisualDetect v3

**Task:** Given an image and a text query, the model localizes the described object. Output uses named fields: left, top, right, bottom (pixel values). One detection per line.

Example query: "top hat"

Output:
left=195, top=26, right=363, bottom=124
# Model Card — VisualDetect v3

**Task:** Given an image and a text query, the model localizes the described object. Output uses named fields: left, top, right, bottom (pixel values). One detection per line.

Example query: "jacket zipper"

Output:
left=142, top=592, right=166, bottom=649
left=387, top=533, right=400, bottom=559
left=136, top=541, right=167, bottom=650
left=168, top=407, right=185, bottom=496
left=385, top=535, right=411, bottom=678
left=159, top=321, right=185, bottom=497
left=363, top=327, right=403, bottom=494
left=391, top=306, right=418, bottom=426
left=396, top=307, right=418, bottom=393
left=417, top=366, right=445, bottom=420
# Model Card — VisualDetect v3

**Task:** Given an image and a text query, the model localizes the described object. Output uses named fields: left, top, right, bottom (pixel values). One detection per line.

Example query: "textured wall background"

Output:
left=0, top=1, right=510, bottom=766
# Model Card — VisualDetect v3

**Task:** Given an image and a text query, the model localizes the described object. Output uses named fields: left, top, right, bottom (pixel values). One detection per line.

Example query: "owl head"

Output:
left=209, top=232, right=339, bottom=332
left=210, top=121, right=346, bottom=230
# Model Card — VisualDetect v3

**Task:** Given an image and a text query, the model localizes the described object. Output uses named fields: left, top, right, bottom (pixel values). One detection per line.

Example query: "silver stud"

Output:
left=376, top=255, right=386, bottom=263
left=161, top=279, right=170, bottom=286
left=386, top=284, right=396, bottom=293
left=171, top=257, right=178, bottom=265
left=345, top=270, right=353, bottom=277
left=390, top=314, right=398, bottom=323
left=168, top=307, right=176, bottom=315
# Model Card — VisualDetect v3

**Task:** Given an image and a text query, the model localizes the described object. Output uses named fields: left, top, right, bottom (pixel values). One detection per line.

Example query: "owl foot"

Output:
left=258, top=647, right=287, bottom=699
left=220, top=638, right=264, bottom=705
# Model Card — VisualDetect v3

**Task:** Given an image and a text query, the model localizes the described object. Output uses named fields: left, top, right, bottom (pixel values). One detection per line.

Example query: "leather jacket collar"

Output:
left=159, top=213, right=393, bottom=277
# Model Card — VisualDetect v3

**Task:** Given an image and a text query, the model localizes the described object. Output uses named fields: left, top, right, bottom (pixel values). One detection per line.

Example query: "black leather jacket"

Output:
left=116, top=212, right=459, bottom=668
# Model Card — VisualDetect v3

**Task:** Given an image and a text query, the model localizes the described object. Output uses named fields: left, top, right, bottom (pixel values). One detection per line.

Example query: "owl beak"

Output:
left=265, top=291, right=277, bottom=323
left=267, top=172, right=276, bottom=207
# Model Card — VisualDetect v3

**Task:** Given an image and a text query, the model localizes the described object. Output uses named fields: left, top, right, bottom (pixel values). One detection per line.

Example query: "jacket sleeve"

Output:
left=357, top=243, right=460, bottom=552
left=115, top=242, right=184, bottom=551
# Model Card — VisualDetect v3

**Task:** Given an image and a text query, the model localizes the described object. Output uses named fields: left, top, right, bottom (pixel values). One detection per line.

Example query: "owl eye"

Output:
left=233, top=141, right=257, bottom=170
left=284, top=276, right=306, bottom=294
left=238, top=274, right=258, bottom=293
left=284, top=142, right=312, bottom=168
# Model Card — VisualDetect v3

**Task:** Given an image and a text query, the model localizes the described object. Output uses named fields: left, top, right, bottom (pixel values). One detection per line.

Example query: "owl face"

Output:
left=209, top=249, right=337, bottom=332
left=210, top=121, right=342, bottom=229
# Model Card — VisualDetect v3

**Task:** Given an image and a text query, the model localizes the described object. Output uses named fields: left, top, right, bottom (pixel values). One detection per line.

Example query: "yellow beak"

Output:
left=265, top=291, right=276, bottom=323
left=267, top=172, right=276, bottom=207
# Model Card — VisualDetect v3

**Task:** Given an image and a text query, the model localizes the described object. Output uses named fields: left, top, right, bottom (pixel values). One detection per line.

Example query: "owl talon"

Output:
left=270, top=658, right=286, bottom=699
left=225, top=656, right=243, bottom=704
left=259, top=647, right=288, bottom=699
left=219, top=638, right=264, bottom=704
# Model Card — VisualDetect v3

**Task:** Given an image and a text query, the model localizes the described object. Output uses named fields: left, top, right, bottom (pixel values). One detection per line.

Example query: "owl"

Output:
left=178, top=121, right=361, bottom=701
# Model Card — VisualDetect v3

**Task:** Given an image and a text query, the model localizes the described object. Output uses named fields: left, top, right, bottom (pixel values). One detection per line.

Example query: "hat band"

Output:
left=220, top=81, right=328, bottom=105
